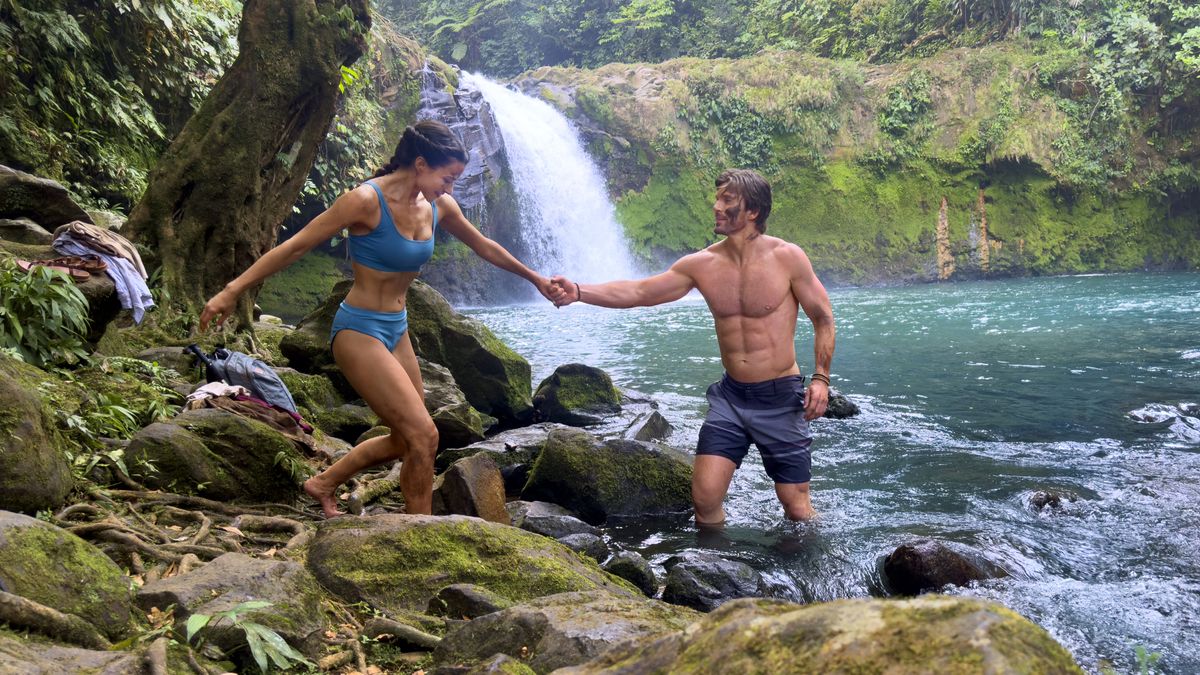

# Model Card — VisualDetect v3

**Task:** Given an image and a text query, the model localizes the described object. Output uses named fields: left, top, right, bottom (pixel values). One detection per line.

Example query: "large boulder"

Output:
left=0, top=512, right=132, bottom=639
left=532, top=364, right=620, bottom=426
left=277, top=279, right=352, bottom=392
left=558, top=596, right=1083, bottom=674
left=432, top=453, right=510, bottom=524
left=433, top=590, right=699, bottom=674
left=661, top=552, right=770, bottom=612
left=0, top=217, right=53, bottom=244
left=0, top=165, right=91, bottom=228
left=882, top=540, right=1004, bottom=595
left=136, top=553, right=327, bottom=658
left=522, top=428, right=693, bottom=525
left=406, top=280, right=532, bottom=425
left=306, top=514, right=637, bottom=616
left=421, top=357, right=494, bottom=449
left=125, top=408, right=308, bottom=502
left=435, top=422, right=570, bottom=477
left=0, top=356, right=74, bottom=513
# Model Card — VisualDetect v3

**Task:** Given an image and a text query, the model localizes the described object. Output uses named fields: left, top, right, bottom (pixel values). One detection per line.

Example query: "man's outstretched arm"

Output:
left=552, top=256, right=697, bottom=309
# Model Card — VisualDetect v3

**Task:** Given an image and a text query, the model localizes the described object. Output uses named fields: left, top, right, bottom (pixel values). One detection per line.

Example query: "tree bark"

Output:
left=125, top=0, right=370, bottom=323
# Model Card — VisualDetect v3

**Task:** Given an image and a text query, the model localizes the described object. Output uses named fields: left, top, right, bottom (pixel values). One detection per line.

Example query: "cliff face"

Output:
left=507, top=45, right=1199, bottom=284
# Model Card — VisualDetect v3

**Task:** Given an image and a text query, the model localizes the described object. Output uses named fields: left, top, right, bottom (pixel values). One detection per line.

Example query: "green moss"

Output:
left=257, top=252, right=347, bottom=324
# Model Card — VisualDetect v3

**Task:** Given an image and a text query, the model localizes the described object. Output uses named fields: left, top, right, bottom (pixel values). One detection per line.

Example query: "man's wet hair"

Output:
left=716, top=169, right=772, bottom=233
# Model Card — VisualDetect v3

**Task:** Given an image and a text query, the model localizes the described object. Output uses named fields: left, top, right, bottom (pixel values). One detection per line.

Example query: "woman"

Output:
left=200, top=121, right=556, bottom=517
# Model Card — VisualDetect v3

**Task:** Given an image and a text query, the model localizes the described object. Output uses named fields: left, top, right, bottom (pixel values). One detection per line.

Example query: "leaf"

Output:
left=452, top=42, right=468, bottom=61
left=233, top=600, right=273, bottom=612
left=243, top=622, right=270, bottom=674
left=185, top=613, right=213, bottom=642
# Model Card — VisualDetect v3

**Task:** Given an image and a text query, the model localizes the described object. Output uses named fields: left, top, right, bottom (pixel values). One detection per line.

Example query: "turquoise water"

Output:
left=466, top=272, right=1200, bottom=673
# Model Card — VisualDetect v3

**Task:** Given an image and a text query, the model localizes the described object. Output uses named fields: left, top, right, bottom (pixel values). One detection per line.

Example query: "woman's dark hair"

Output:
left=716, top=168, right=772, bottom=233
left=372, top=120, right=468, bottom=177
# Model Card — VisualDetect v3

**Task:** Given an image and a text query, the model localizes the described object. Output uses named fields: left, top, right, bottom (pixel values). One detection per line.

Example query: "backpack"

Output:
left=185, top=344, right=300, bottom=415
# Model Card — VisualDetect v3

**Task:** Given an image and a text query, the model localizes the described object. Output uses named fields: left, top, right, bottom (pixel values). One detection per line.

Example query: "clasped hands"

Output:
left=538, top=275, right=580, bottom=308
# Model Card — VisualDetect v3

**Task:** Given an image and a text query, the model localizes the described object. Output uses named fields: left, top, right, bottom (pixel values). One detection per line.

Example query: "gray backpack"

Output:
left=187, top=345, right=299, bottom=415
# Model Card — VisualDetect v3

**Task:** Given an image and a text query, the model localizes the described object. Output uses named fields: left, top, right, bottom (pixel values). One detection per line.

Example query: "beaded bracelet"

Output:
left=810, top=373, right=831, bottom=386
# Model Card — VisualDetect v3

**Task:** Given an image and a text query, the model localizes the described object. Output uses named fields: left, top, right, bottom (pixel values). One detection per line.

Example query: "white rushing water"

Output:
left=464, top=72, right=640, bottom=282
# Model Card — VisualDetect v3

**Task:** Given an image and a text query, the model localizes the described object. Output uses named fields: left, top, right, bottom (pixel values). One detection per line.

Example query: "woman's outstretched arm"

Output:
left=434, top=194, right=556, bottom=301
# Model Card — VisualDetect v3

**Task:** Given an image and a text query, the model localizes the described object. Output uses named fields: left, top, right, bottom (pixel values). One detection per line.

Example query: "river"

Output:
left=465, top=271, right=1200, bottom=674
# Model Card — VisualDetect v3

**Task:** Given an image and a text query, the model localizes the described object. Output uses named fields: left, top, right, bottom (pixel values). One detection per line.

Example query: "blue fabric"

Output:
left=347, top=181, right=437, bottom=273
left=330, top=302, right=409, bottom=351
left=696, top=373, right=813, bottom=484
left=53, top=236, right=154, bottom=324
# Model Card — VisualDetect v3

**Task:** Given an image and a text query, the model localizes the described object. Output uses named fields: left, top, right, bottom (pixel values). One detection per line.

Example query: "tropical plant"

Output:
left=186, top=600, right=315, bottom=674
left=0, top=257, right=90, bottom=367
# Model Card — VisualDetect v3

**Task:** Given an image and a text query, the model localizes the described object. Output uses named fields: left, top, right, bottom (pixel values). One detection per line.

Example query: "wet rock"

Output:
left=126, top=408, right=307, bottom=502
left=522, top=428, right=693, bottom=525
left=435, top=422, right=569, bottom=474
left=557, top=596, right=1083, bottom=674
left=0, top=217, right=53, bottom=244
left=882, top=540, right=1002, bottom=595
left=506, top=501, right=599, bottom=539
left=0, top=512, right=132, bottom=639
left=432, top=590, right=698, bottom=673
left=1029, top=490, right=1078, bottom=511
left=559, top=533, right=608, bottom=562
left=0, top=165, right=91, bottom=228
left=661, top=552, right=767, bottom=612
left=306, top=514, right=637, bottom=615
left=136, top=552, right=326, bottom=659
left=0, top=355, right=75, bottom=513
left=625, top=410, right=673, bottom=442
left=603, top=551, right=658, bottom=597
left=824, top=390, right=860, bottom=419
left=428, top=583, right=513, bottom=619
left=532, top=363, right=621, bottom=426
left=432, top=453, right=510, bottom=524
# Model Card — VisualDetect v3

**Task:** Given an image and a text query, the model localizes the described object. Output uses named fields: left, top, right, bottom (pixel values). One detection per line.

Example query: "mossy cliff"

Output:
left=515, top=44, right=1199, bottom=283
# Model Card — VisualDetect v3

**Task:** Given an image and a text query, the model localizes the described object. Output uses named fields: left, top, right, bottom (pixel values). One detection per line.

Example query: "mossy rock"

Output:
left=559, top=596, right=1083, bottom=674
left=275, top=367, right=344, bottom=413
left=306, top=514, right=638, bottom=616
left=522, top=428, right=693, bottom=525
left=277, top=279, right=350, bottom=377
left=125, top=408, right=308, bottom=502
left=0, top=630, right=213, bottom=674
left=0, top=165, right=91, bottom=227
left=0, top=355, right=75, bottom=513
left=434, top=590, right=700, bottom=674
left=0, top=512, right=133, bottom=640
left=532, top=363, right=621, bottom=426
left=406, top=280, right=533, bottom=426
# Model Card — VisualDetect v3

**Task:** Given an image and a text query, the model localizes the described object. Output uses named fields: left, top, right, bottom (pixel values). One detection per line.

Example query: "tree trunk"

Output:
left=125, top=0, right=370, bottom=324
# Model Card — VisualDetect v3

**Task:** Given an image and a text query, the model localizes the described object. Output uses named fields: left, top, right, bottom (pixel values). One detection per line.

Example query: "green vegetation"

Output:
left=0, top=257, right=90, bottom=367
left=185, top=600, right=315, bottom=674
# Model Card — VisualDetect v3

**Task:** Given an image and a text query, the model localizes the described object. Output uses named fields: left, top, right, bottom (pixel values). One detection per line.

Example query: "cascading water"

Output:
left=464, top=72, right=641, bottom=283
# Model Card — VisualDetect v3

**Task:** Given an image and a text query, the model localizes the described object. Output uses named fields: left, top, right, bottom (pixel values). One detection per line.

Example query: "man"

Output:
left=549, top=168, right=835, bottom=525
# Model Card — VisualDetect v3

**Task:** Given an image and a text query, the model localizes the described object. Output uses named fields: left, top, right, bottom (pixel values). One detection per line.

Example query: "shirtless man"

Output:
left=550, top=169, right=835, bottom=524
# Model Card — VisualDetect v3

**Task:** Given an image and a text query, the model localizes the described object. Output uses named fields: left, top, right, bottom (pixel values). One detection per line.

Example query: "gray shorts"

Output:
left=697, top=373, right=813, bottom=484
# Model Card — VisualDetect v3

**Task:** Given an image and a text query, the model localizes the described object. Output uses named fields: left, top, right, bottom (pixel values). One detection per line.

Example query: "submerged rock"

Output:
left=1029, top=489, right=1078, bottom=511
left=824, top=390, right=860, bottom=419
left=558, top=596, right=1083, bottom=674
left=306, top=514, right=638, bottom=616
left=522, top=428, right=692, bottom=525
left=532, top=363, right=621, bottom=425
left=433, top=590, right=699, bottom=673
left=661, top=552, right=768, bottom=612
left=882, top=539, right=1003, bottom=595
left=0, top=512, right=132, bottom=639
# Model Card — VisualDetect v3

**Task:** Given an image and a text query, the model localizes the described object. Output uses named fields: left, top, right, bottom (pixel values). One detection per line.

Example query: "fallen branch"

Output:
left=347, top=462, right=403, bottom=515
left=317, top=649, right=355, bottom=671
left=363, top=617, right=442, bottom=650
left=0, top=590, right=111, bottom=650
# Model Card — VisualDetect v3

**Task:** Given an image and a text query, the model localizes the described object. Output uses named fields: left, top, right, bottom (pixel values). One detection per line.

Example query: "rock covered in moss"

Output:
left=0, top=512, right=132, bottom=639
left=433, top=590, right=700, bottom=673
left=559, top=595, right=1083, bottom=674
left=0, top=165, right=91, bottom=228
left=661, top=552, right=769, bottom=612
left=421, top=357, right=494, bottom=449
left=306, top=514, right=638, bottom=616
left=126, top=408, right=308, bottom=502
left=882, top=539, right=1004, bottom=595
left=0, top=355, right=75, bottom=513
left=435, top=422, right=570, bottom=475
left=522, top=428, right=692, bottom=524
left=136, top=552, right=326, bottom=659
left=406, top=280, right=533, bottom=425
left=532, top=363, right=621, bottom=426
left=428, top=583, right=513, bottom=619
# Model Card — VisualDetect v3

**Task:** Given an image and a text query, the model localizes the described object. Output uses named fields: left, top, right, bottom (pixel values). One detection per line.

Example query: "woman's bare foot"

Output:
left=303, top=476, right=345, bottom=519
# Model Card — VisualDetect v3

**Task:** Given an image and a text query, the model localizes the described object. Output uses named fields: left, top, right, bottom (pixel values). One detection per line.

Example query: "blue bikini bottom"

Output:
left=330, top=302, right=409, bottom=351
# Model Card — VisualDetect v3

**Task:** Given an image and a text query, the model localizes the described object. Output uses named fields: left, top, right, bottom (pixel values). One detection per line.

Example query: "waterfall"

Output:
left=464, top=72, right=640, bottom=283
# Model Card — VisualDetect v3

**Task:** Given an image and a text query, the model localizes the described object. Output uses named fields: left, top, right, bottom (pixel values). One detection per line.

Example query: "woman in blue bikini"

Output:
left=200, top=121, right=556, bottom=517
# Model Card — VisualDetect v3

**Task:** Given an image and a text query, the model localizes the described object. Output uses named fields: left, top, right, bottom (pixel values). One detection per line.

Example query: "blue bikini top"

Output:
left=348, top=181, right=437, bottom=273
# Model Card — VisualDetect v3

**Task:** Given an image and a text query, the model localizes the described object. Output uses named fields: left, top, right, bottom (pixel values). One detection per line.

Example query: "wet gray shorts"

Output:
left=697, top=373, right=813, bottom=484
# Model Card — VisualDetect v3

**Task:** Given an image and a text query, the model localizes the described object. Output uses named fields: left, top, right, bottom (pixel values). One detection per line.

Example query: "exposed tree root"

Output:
left=347, top=462, right=403, bottom=515
left=363, top=617, right=442, bottom=650
left=317, top=649, right=355, bottom=670
left=0, top=590, right=111, bottom=650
